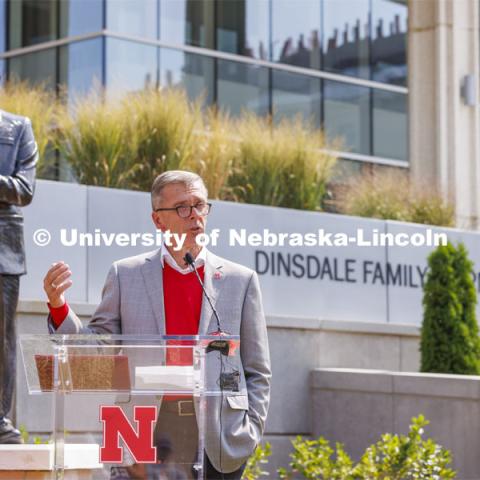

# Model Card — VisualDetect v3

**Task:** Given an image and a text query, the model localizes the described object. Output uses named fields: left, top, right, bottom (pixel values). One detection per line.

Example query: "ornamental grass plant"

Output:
left=229, top=114, right=338, bottom=211
left=122, top=88, right=201, bottom=191
left=55, top=91, right=139, bottom=189
left=56, top=87, right=339, bottom=210
left=338, top=169, right=455, bottom=227
left=14, top=81, right=465, bottom=216
left=56, top=88, right=201, bottom=190
left=184, top=109, right=239, bottom=200
left=0, top=80, right=58, bottom=176
left=0, top=81, right=458, bottom=221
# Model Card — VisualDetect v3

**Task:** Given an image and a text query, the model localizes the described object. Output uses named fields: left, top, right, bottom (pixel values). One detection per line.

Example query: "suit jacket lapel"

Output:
left=198, top=250, right=224, bottom=335
left=141, top=249, right=166, bottom=335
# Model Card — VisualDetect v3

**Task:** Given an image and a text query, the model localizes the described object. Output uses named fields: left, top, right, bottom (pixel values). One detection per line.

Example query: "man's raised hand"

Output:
left=43, top=262, right=72, bottom=308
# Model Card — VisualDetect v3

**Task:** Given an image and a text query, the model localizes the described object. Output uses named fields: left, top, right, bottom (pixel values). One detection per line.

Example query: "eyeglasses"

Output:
left=154, top=202, right=212, bottom=218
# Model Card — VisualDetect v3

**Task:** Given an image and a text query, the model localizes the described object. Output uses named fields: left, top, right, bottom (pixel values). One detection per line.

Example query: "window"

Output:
left=160, top=0, right=213, bottom=48
left=0, top=0, right=5, bottom=52
left=59, top=39, right=103, bottom=98
left=106, top=38, right=157, bottom=97
left=324, top=80, right=370, bottom=155
left=372, top=89, right=407, bottom=160
left=272, top=0, right=321, bottom=69
left=216, top=0, right=269, bottom=60
left=272, top=70, right=321, bottom=127
left=9, top=0, right=57, bottom=49
left=371, top=0, right=407, bottom=86
left=323, top=0, right=370, bottom=79
left=60, top=0, right=103, bottom=38
left=217, top=59, right=269, bottom=116
left=160, top=48, right=214, bottom=105
left=0, top=60, right=5, bottom=85
left=106, top=0, right=158, bottom=39
left=9, top=48, right=56, bottom=89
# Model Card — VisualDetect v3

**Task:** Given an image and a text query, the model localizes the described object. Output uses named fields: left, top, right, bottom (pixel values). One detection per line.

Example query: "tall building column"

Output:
left=409, top=0, right=480, bottom=229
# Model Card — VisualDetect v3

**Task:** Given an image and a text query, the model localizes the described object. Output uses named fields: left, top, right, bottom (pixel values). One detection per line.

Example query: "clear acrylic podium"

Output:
left=20, top=334, right=243, bottom=480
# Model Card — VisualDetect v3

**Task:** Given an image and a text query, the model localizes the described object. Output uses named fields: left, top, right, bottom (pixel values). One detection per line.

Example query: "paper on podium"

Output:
left=135, top=365, right=195, bottom=390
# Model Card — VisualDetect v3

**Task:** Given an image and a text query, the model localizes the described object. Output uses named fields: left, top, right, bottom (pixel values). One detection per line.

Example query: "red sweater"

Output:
left=163, top=263, right=204, bottom=400
left=163, top=262, right=204, bottom=336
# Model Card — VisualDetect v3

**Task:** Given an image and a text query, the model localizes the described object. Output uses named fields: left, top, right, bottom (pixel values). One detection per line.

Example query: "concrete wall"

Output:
left=15, top=301, right=421, bottom=474
left=312, top=368, right=480, bottom=479
left=264, top=317, right=419, bottom=475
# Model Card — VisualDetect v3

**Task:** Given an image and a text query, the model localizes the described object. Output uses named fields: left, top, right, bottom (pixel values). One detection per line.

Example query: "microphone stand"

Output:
left=183, top=252, right=228, bottom=479
left=183, top=252, right=230, bottom=356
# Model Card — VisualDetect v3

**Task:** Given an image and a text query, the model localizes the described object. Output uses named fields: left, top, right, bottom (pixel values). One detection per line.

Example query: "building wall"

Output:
left=409, top=0, right=480, bottom=229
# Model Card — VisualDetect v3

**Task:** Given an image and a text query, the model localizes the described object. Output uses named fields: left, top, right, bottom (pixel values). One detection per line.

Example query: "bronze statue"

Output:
left=0, top=109, right=37, bottom=443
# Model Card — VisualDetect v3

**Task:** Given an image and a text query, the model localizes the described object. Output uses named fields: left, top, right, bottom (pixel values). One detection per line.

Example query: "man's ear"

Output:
left=151, top=211, right=164, bottom=230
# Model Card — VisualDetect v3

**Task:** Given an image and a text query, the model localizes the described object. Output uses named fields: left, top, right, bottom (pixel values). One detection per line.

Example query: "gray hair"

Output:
left=151, top=170, right=208, bottom=210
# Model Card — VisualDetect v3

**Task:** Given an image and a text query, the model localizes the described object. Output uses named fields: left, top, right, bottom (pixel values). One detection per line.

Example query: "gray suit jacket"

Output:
left=0, top=109, right=38, bottom=275
left=49, top=248, right=271, bottom=473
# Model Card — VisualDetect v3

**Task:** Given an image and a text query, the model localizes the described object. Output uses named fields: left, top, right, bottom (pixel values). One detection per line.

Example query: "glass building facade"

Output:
left=0, top=0, right=408, bottom=164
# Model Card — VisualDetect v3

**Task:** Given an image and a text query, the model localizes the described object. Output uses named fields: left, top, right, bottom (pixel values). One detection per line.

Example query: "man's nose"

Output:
left=190, top=206, right=202, bottom=219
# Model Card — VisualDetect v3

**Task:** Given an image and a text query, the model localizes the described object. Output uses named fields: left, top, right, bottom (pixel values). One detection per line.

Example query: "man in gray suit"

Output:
left=43, top=170, right=271, bottom=479
left=0, top=109, right=38, bottom=443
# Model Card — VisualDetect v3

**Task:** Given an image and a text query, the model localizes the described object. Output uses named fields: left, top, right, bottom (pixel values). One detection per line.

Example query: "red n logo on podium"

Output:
left=100, top=406, right=157, bottom=463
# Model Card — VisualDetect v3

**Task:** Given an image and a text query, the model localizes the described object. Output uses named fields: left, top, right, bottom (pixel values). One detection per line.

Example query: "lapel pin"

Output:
left=214, top=271, right=222, bottom=280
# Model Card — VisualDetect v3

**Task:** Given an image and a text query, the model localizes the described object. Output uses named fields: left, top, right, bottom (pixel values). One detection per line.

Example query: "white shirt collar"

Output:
left=160, top=242, right=207, bottom=275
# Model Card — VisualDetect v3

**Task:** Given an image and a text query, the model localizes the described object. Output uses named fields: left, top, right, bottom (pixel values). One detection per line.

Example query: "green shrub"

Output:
left=338, top=170, right=455, bottom=227
left=278, top=437, right=353, bottom=479
left=18, top=424, right=51, bottom=444
left=278, top=415, right=455, bottom=479
left=242, top=442, right=272, bottom=480
left=421, top=242, right=480, bottom=374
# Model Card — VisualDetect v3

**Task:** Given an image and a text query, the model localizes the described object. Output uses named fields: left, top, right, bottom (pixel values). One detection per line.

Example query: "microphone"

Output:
left=184, top=252, right=231, bottom=357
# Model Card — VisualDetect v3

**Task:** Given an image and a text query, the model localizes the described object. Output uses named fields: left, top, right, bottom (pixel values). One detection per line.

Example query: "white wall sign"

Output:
left=21, top=181, right=480, bottom=326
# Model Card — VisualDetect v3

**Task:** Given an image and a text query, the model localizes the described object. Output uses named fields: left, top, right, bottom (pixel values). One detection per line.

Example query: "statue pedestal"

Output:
left=0, top=444, right=102, bottom=478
